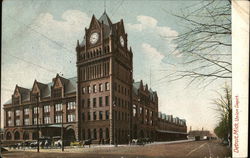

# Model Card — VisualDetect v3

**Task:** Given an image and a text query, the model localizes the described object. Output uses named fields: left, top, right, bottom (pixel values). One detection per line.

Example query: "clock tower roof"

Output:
left=98, top=12, right=112, bottom=26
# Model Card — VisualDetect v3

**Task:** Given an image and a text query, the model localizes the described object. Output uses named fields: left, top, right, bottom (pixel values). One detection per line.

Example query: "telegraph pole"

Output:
left=36, top=93, right=40, bottom=153
left=61, top=111, right=64, bottom=151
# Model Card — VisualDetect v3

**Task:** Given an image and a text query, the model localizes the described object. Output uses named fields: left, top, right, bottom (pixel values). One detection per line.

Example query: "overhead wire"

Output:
left=4, top=15, right=77, bottom=74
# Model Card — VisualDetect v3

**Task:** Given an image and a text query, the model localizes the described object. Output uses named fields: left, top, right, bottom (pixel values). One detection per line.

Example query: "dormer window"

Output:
left=30, top=93, right=38, bottom=102
left=13, top=97, right=19, bottom=105
left=53, top=88, right=62, bottom=98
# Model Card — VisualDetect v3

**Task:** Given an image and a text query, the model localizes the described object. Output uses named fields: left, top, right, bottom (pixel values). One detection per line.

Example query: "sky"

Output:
left=1, top=0, right=231, bottom=132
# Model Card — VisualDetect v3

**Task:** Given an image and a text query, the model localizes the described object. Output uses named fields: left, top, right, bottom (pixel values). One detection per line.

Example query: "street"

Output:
left=1, top=140, right=231, bottom=158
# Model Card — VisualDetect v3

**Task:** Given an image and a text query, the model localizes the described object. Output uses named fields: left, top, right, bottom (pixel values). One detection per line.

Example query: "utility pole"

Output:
left=61, top=111, right=64, bottom=151
left=36, top=93, right=40, bottom=153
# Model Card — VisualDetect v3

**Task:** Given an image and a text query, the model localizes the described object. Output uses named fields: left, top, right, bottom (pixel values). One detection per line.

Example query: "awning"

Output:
left=156, top=129, right=187, bottom=135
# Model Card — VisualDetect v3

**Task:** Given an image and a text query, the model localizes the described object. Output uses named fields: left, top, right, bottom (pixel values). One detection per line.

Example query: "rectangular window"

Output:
left=99, top=111, right=103, bottom=120
left=99, top=97, right=103, bottom=107
left=82, top=113, right=85, bottom=121
left=24, top=108, right=29, bottom=115
left=87, top=99, right=90, bottom=108
left=93, top=98, right=96, bottom=107
left=133, top=108, right=136, bottom=117
left=105, top=82, right=110, bottom=91
left=55, top=115, right=62, bottom=123
left=15, top=110, right=20, bottom=116
left=55, top=103, right=62, bottom=111
left=44, top=105, right=50, bottom=113
left=44, top=116, right=51, bottom=124
left=24, top=118, right=29, bottom=125
left=82, top=87, right=86, bottom=94
left=88, top=112, right=91, bottom=120
left=67, top=102, right=76, bottom=110
left=88, top=86, right=91, bottom=93
left=67, top=114, right=75, bottom=122
left=33, top=118, right=38, bottom=125
left=99, top=83, right=103, bottom=92
left=93, top=112, right=96, bottom=120
left=7, top=111, right=11, bottom=117
left=93, top=85, right=97, bottom=93
left=15, top=119, right=20, bottom=126
left=106, top=111, right=109, bottom=120
left=7, top=120, right=12, bottom=126
left=140, top=107, right=143, bottom=114
left=33, top=107, right=38, bottom=114
left=105, top=96, right=109, bottom=106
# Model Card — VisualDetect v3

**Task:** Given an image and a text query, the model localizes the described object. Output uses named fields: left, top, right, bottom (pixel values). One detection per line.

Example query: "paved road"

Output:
left=1, top=140, right=231, bottom=158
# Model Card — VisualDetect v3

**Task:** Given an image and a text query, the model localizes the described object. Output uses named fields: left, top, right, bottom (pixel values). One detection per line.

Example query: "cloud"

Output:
left=31, top=10, right=90, bottom=49
left=141, top=43, right=164, bottom=60
left=127, top=15, right=178, bottom=37
left=127, top=15, right=180, bottom=57
left=1, top=10, right=91, bottom=108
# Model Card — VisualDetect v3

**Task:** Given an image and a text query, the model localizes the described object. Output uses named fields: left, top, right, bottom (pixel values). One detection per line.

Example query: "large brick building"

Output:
left=3, top=12, right=187, bottom=144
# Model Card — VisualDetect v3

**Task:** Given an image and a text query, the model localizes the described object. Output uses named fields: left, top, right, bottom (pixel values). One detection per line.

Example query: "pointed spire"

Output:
left=104, top=0, right=106, bottom=13
left=99, top=12, right=112, bottom=26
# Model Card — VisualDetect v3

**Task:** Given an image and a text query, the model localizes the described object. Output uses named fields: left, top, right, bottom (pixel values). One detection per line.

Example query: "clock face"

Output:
left=120, top=36, right=124, bottom=47
left=89, top=32, right=99, bottom=44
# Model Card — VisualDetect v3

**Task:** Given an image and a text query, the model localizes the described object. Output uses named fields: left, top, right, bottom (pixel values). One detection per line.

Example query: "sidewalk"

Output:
left=5, top=139, right=195, bottom=153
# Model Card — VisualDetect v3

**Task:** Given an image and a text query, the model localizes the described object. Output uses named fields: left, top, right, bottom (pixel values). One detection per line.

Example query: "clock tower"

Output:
left=76, top=12, right=133, bottom=144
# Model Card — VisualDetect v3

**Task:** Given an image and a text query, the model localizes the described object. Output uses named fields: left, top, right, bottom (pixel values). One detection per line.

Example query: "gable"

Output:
left=54, top=77, right=63, bottom=89
left=31, top=82, right=40, bottom=94
left=13, top=87, right=20, bottom=97
left=89, top=15, right=101, bottom=31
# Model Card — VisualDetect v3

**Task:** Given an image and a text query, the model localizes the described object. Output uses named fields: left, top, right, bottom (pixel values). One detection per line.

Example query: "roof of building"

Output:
left=99, top=11, right=112, bottom=26
left=4, top=76, right=77, bottom=105
left=79, top=12, right=121, bottom=48
left=132, top=81, right=157, bottom=100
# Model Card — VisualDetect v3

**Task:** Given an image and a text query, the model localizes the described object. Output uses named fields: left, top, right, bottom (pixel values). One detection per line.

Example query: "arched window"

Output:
left=23, top=131, right=29, bottom=140
left=6, top=132, right=12, bottom=140
left=14, top=131, right=20, bottom=140
left=88, top=129, right=91, bottom=139
left=99, top=128, right=103, bottom=139
left=106, top=128, right=109, bottom=139
left=93, top=129, right=97, bottom=140
left=32, top=132, right=38, bottom=140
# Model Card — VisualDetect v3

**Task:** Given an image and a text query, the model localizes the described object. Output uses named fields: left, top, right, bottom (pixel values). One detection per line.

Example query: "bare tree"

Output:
left=213, top=84, right=232, bottom=146
left=165, top=0, right=231, bottom=87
